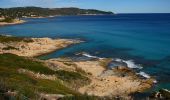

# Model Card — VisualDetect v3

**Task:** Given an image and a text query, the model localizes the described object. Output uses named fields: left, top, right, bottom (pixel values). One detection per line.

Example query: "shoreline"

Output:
left=46, top=57, right=155, bottom=97
left=23, top=15, right=59, bottom=19
left=0, top=13, right=170, bottom=99
left=0, top=35, right=158, bottom=99
left=35, top=40, right=83, bottom=58
left=23, top=14, right=114, bottom=19
left=0, top=19, right=26, bottom=26
left=0, top=14, right=114, bottom=26
left=0, top=36, right=81, bottom=57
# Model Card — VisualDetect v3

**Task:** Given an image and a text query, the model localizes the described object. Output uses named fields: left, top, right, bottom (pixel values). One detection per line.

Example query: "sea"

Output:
left=0, top=14, right=170, bottom=93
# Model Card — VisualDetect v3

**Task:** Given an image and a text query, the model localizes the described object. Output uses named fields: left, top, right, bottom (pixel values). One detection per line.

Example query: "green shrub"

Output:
left=0, top=59, right=79, bottom=99
left=55, top=70, right=91, bottom=89
left=0, top=17, right=14, bottom=23
left=0, top=54, right=90, bottom=83
left=0, top=54, right=92, bottom=98
left=0, top=53, right=54, bottom=75
left=61, top=94, right=100, bottom=100
left=55, top=70, right=87, bottom=81
left=0, top=35, right=33, bottom=43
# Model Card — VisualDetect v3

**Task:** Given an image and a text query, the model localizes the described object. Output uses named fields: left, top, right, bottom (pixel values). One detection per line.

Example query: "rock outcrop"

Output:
left=150, top=89, right=170, bottom=99
left=0, top=37, right=80, bottom=57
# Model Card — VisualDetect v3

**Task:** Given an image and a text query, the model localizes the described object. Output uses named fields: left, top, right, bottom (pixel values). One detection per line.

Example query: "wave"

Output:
left=80, top=53, right=157, bottom=82
left=82, top=53, right=103, bottom=59
left=137, top=71, right=151, bottom=79
left=137, top=72, right=157, bottom=83
left=114, top=58, right=143, bottom=69
left=81, top=53, right=142, bottom=69
left=124, top=60, right=143, bottom=69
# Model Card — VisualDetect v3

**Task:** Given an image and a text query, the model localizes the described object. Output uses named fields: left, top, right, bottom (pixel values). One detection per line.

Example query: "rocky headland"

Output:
left=46, top=58, right=155, bottom=98
left=0, top=35, right=80, bottom=57
left=0, top=35, right=162, bottom=100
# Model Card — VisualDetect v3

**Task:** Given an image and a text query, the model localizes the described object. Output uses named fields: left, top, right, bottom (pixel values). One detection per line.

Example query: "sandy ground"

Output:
left=0, top=38, right=80, bottom=57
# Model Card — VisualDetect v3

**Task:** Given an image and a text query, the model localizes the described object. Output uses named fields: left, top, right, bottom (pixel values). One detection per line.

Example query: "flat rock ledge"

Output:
left=0, top=37, right=81, bottom=57
left=45, top=58, right=155, bottom=98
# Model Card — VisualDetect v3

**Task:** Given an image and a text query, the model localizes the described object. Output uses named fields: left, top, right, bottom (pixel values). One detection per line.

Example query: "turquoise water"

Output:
left=0, top=14, right=170, bottom=90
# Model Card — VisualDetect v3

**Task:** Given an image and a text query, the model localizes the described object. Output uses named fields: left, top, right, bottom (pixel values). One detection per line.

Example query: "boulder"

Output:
left=150, top=89, right=170, bottom=99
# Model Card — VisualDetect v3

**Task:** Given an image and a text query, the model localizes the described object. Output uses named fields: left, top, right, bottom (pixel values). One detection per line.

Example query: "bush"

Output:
left=0, top=54, right=95, bottom=99
left=0, top=53, right=54, bottom=75
left=0, top=17, right=14, bottom=23
left=0, top=35, right=33, bottom=43
left=0, top=54, right=80, bottom=99
left=61, top=94, right=100, bottom=100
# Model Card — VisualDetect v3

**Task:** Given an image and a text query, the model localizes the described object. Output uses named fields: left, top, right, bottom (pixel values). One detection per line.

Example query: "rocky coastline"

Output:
left=0, top=35, right=167, bottom=100
left=0, top=36, right=81, bottom=57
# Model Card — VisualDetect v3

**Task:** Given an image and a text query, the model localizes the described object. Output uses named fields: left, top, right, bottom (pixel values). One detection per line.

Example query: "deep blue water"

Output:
left=0, top=14, right=170, bottom=91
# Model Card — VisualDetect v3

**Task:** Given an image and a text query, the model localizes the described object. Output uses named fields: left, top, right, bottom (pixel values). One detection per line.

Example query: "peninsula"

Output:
left=1, top=0, right=170, bottom=99
left=0, top=7, right=113, bottom=18
left=0, top=17, right=25, bottom=26
left=0, top=35, right=156, bottom=100
left=0, top=35, right=80, bottom=57
left=0, top=7, right=113, bottom=26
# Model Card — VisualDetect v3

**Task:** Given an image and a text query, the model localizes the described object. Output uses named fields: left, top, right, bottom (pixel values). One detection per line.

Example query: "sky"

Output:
left=0, top=0, right=170, bottom=13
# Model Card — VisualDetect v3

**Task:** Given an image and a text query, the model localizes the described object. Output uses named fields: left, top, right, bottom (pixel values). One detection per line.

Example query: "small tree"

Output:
left=2, top=17, right=14, bottom=23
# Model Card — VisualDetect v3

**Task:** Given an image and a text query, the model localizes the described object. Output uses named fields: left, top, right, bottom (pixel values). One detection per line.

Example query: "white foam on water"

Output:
left=81, top=54, right=157, bottom=82
left=115, top=58, right=123, bottom=62
left=137, top=72, right=157, bottom=83
left=83, top=55, right=143, bottom=69
left=124, top=60, right=143, bottom=69
left=138, top=71, right=151, bottom=79
left=153, top=80, right=158, bottom=83
left=82, top=53, right=103, bottom=59
left=114, top=58, right=143, bottom=69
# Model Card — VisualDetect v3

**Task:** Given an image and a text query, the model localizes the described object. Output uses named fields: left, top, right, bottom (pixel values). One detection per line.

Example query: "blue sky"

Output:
left=0, top=0, right=170, bottom=13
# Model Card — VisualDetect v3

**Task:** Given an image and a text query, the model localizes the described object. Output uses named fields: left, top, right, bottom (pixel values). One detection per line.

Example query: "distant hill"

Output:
left=0, top=7, right=113, bottom=18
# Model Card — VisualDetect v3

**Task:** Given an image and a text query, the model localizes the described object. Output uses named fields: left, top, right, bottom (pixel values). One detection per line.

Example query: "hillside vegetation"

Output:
left=0, top=7, right=113, bottom=18
left=0, top=53, right=91, bottom=99
left=0, top=35, right=33, bottom=43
